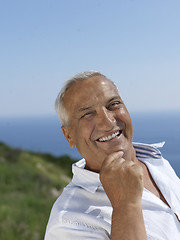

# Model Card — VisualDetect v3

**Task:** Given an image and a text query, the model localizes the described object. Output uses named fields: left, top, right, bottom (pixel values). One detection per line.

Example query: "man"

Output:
left=45, top=71, right=180, bottom=239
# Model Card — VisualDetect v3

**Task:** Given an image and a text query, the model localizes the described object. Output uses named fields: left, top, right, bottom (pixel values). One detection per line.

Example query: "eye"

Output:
left=80, top=112, right=94, bottom=119
left=111, top=101, right=120, bottom=106
left=107, top=101, right=121, bottom=110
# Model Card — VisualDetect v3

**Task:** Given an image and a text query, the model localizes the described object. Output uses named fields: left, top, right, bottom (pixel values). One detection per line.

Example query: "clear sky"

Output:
left=1, top=0, right=180, bottom=117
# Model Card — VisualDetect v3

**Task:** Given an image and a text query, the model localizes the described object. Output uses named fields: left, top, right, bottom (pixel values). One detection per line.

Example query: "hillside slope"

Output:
left=0, top=142, right=76, bottom=240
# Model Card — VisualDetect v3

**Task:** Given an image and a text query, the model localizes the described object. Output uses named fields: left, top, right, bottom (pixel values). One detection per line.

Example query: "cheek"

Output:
left=79, top=120, right=95, bottom=137
left=116, top=109, right=133, bottom=135
left=124, top=115, right=133, bottom=139
left=116, top=108, right=130, bottom=123
left=74, top=123, right=93, bottom=146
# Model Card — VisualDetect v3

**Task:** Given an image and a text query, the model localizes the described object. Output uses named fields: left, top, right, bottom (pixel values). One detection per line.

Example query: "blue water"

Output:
left=0, top=112, right=180, bottom=177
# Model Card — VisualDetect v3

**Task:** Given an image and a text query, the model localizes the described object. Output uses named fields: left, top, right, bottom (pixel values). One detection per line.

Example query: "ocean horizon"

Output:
left=0, top=111, right=180, bottom=177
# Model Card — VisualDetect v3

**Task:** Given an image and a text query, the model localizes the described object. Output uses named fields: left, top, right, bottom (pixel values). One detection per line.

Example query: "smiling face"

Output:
left=61, top=75, right=134, bottom=172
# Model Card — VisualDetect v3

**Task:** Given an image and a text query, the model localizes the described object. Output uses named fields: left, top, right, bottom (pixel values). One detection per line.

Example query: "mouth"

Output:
left=96, top=130, right=122, bottom=142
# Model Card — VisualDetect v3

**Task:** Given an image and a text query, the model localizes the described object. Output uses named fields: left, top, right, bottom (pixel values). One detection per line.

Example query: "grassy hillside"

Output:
left=0, top=142, right=76, bottom=240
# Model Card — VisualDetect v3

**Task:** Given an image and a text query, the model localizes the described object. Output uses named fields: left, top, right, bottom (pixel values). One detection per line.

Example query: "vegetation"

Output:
left=0, top=142, right=76, bottom=240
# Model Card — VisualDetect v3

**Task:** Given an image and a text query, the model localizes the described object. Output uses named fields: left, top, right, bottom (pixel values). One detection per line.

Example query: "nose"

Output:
left=96, top=107, right=116, bottom=131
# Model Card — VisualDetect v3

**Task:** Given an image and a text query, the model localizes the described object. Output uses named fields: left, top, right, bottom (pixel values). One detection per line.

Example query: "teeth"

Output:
left=98, top=131, right=120, bottom=142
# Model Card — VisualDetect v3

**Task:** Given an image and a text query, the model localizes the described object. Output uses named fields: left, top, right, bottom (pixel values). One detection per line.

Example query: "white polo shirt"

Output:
left=45, top=142, right=180, bottom=240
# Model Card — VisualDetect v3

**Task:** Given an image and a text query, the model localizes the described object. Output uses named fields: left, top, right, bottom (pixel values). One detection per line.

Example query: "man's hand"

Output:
left=100, top=151, right=147, bottom=240
left=100, top=151, right=144, bottom=208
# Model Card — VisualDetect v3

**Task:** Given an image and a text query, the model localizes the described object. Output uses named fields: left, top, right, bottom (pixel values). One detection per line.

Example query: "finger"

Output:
left=101, top=151, right=124, bottom=170
left=120, top=159, right=135, bottom=168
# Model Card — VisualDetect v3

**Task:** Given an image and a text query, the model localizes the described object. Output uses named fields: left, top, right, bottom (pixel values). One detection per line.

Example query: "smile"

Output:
left=97, top=130, right=122, bottom=142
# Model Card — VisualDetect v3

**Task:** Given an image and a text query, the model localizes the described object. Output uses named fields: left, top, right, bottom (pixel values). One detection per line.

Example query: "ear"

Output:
left=61, top=126, right=75, bottom=149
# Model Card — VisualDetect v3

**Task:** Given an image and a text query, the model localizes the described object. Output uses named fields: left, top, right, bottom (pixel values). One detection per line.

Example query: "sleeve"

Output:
left=45, top=226, right=165, bottom=240
left=146, top=233, right=165, bottom=240
left=45, top=224, right=110, bottom=240
left=44, top=208, right=111, bottom=240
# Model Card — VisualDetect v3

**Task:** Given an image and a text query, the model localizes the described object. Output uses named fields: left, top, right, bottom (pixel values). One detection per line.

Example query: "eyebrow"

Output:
left=78, top=96, right=122, bottom=113
left=78, top=106, right=94, bottom=112
left=106, top=96, right=122, bottom=104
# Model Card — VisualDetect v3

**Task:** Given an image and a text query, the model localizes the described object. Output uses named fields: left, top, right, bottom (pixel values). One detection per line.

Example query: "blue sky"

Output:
left=1, top=0, right=180, bottom=117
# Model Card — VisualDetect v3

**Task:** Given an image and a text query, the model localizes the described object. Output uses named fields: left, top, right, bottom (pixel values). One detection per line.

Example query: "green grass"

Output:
left=0, top=142, right=76, bottom=240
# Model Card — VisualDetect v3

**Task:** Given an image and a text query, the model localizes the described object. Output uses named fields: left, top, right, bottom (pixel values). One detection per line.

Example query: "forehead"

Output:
left=63, top=76, right=120, bottom=114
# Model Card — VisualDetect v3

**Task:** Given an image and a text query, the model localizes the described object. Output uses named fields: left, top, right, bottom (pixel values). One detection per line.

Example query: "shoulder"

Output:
left=44, top=183, right=111, bottom=240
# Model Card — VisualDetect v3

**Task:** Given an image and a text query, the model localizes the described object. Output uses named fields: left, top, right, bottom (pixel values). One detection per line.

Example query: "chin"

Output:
left=103, top=147, right=123, bottom=156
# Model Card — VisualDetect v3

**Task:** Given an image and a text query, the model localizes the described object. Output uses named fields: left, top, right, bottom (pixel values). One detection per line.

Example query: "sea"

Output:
left=0, top=112, right=180, bottom=177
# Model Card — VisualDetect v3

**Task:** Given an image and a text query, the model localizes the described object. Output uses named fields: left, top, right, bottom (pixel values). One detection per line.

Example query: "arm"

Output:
left=100, top=151, right=147, bottom=240
left=111, top=202, right=146, bottom=240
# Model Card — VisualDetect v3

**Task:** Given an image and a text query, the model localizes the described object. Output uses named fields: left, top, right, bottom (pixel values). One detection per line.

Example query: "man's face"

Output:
left=62, top=76, right=133, bottom=172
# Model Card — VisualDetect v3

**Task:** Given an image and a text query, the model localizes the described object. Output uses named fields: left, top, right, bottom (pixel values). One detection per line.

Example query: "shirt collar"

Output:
left=72, top=159, right=101, bottom=193
left=72, top=142, right=165, bottom=193
left=133, top=141, right=165, bottom=160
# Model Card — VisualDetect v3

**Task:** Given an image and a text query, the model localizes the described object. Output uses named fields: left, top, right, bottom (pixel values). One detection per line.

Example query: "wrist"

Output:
left=112, top=200, right=142, bottom=213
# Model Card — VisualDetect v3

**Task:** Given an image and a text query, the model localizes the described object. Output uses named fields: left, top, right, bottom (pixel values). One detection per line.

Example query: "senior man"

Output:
left=45, top=71, right=180, bottom=240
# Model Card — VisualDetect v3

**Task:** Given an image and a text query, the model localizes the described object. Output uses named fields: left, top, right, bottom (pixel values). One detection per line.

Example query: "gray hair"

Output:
left=55, top=70, right=113, bottom=127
